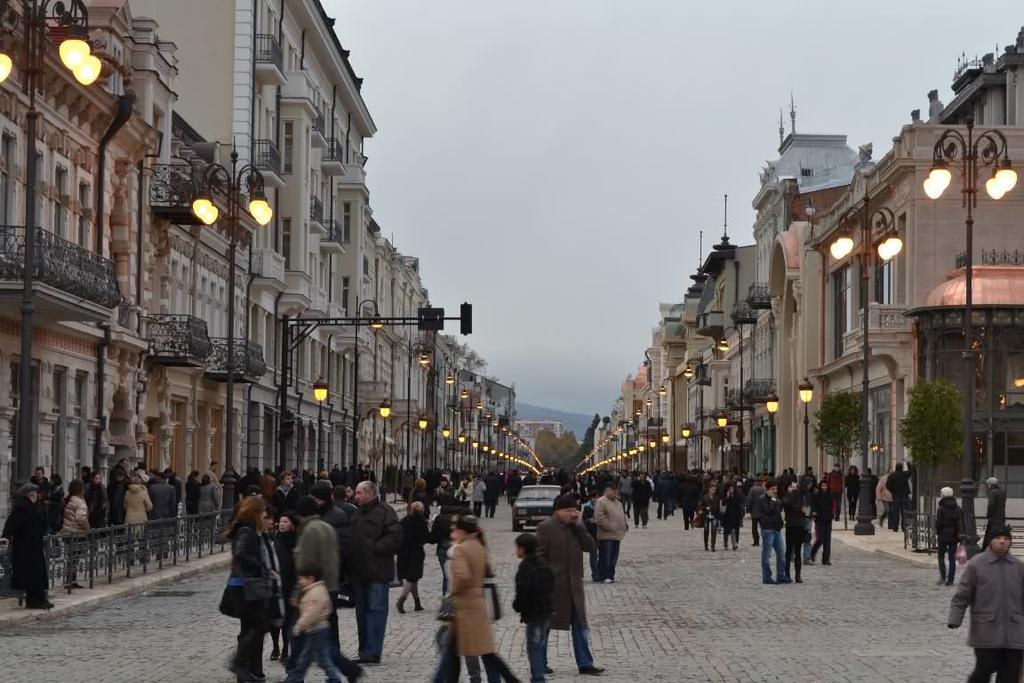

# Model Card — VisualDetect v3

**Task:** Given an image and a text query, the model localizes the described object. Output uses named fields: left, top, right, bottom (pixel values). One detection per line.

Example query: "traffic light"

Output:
left=418, top=306, right=444, bottom=331
left=460, top=302, right=472, bottom=335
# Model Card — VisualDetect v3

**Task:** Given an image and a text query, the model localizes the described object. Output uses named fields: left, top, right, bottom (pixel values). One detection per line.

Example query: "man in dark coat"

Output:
left=1, top=484, right=50, bottom=609
left=632, top=474, right=653, bottom=528
left=885, top=463, right=912, bottom=532
left=536, top=494, right=604, bottom=676
left=983, top=477, right=1007, bottom=551
left=483, top=471, right=501, bottom=518
left=349, top=481, right=403, bottom=664
left=147, top=473, right=176, bottom=519
left=948, top=525, right=1024, bottom=681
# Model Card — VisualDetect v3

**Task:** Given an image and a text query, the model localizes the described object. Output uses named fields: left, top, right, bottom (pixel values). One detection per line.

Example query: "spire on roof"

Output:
left=789, top=92, right=796, bottom=134
left=778, top=108, right=784, bottom=147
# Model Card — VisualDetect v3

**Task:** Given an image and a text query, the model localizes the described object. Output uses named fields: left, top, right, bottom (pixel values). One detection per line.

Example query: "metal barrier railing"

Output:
left=42, top=510, right=232, bottom=592
left=903, top=511, right=1024, bottom=553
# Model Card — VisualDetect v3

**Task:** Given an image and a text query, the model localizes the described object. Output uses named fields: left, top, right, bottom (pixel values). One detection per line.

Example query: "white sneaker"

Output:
left=603, top=578, right=614, bottom=584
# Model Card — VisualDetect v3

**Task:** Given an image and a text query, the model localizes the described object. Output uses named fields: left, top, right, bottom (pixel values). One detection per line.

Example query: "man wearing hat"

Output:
left=536, top=494, right=604, bottom=676
left=949, top=525, right=1024, bottom=681
left=594, top=481, right=628, bottom=584
left=935, top=486, right=965, bottom=586
left=983, top=477, right=1007, bottom=551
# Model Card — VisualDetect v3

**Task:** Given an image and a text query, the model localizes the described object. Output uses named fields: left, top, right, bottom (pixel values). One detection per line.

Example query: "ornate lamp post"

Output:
left=7, top=0, right=102, bottom=480
left=192, top=149, right=272, bottom=474
left=313, top=379, right=328, bottom=470
left=765, top=392, right=779, bottom=475
left=924, top=115, right=1016, bottom=548
left=798, top=379, right=814, bottom=472
left=829, top=198, right=902, bottom=536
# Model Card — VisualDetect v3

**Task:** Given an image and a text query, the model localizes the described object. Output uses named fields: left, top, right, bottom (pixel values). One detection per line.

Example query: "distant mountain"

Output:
left=516, top=402, right=595, bottom=439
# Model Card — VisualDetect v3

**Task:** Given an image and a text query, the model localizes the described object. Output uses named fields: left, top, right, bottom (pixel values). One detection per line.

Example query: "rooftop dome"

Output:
left=924, top=265, right=1024, bottom=308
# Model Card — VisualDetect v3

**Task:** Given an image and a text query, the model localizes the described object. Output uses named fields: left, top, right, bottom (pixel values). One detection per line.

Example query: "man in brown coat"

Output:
left=594, top=482, right=628, bottom=584
left=536, top=494, right=604, bottom=676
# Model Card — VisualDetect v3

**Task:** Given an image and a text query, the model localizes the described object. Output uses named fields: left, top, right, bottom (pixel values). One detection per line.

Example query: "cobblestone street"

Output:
left=0, top=503, right=973, bottom=682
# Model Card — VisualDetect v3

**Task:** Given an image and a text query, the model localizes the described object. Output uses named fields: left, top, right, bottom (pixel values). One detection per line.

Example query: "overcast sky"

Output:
left=325, top=0, right=1020, bottom=415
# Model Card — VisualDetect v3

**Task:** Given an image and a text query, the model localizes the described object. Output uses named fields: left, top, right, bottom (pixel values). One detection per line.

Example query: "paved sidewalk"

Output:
left=0, top=551, right=230, bottom=628
left=831, top=520, right=935, bottom=567
left=0, top=500, right=973, bottom=682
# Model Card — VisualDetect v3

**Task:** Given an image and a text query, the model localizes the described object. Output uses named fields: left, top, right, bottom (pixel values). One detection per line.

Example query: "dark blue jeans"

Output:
left=353, top=582, right=389, bottom=658
left=938, top=538, right=957, bottom=583
left=285, top=629, right=342, bottom=683
left=598, top=539, right=620, bottom=581
left=525, top=620, right=550, bottom=682
left=760, top=529, right=785, bottom=582
left=588, top=539, right=600, bottom=581
left=570, top=607, right=595, bottom=670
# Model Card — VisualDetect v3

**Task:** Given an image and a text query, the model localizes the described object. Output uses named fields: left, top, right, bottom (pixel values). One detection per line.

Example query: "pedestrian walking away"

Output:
left=935, top=487, right=965, bottom=586
left=948, top=526, right=1024, bottom=682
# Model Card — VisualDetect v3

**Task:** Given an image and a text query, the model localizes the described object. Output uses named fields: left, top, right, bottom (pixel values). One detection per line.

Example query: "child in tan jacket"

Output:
left=284, top=570, right=350, bottom=682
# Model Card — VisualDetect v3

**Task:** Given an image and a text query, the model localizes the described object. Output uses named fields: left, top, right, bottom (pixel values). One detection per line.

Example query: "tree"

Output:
left=439, top=334, right=487, bottom=374
left=901, top=379, right=962, bottom=500
left=813, top=392, right=861, bottom=468
left=575, top=414, right=601, bottom=459
left=536, top=429, right=580, bottom=469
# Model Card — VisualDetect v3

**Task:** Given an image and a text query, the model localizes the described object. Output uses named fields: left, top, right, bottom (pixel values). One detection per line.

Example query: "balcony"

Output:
left=309, top=196, right=325, bottom=235
left=747, top=282, right=771, bottom=310
left=696, top=310, right=724, bottom=338
left=308, top=286, right=328, bottom=317
left=339, top=154, right=367, bottom=191
left=204, top=338, right=267, bottom=382
left=281, top=70, right=319, bottom=117
left=731, top=302, right=757, bottom=325
left=743, top=379, right=776, bottom=403
left=254, top=34, right=285, bottom=86
left=725, top=388, right=750, bottom=410
left=356, top=380, right=389, bottom=415
left=0, top=226, right=122, bottom=322
left=252, top=248, right=286, bottom=293
left=841, top=303, right=912, bottom=358
left=279, top=270, right=312, bottom=315
left=311, top=110, right=327, bottom=148
left=150, top=163, right=205, bottom=225
left=252, top=139, right=284, bottom=188
left=696, top=364, right=712, bottom=386
left=321, top=138, right=344, bottom=175
left=146, top=314, right=213, bottom=367
left=321, top=219, right=346, bottom=254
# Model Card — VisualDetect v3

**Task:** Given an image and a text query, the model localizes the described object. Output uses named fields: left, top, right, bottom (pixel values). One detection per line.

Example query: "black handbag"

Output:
left=219, top=585, right=243, bottom=618
left=336, top=582, right=356, bottom=609
left=484, top=580, right=501, bottom=621
left=242, top=576, right=272, bottom=602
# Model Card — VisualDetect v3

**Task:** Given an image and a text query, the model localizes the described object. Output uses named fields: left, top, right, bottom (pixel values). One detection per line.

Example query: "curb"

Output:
left=0, top=553, right=231, bottom=628
left=831, top=533, right=934, bottom=567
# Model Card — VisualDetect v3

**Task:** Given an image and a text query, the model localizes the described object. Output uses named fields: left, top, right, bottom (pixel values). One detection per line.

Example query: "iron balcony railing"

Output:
left=323, top=138, right=342, bottom=162
left=150, top=162, right=196, bottom=209
left=955, top=248, right=1024, bottom=269
left=0, top=225, right=121, bottom=308
left=39, top=511, right=231, bottom=592
left=747, top=282, right=771, bottom=309
left=310, top=195, right=324, bottom=224
left=147, top=314, right=214, bottom=362
left=254, top=33, right=282, bottom=71
left=206, top=337, right=267, bottom=380
left=743, top=378, right=776, bottom=402
left=731, top=301, right=757, bottom=325
left=324, top=218, right=346, bottom=244
left=253, top=139, right=281, bottom=176
left=725, top=388, right=746, bottom=409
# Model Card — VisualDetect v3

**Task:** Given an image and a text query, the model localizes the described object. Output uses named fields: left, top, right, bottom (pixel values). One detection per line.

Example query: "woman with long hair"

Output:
left=700, top=484, right=721, bottom=551
left=60, top=479, right=90, bottom=590
left=271, top=510, right=300, bottom=663
left=220, top=495, right=272, bottom=683
left=433, top=515, right=519, bottom=683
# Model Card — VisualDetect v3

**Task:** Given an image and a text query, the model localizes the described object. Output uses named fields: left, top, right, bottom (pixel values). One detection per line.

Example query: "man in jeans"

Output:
left=759, top=481, right=786, bottom=584
left=594, top=482, right=628, bottom=584
left=885, top=463, right=912, bottom=532
left=348, top=481, right=403, bottom=665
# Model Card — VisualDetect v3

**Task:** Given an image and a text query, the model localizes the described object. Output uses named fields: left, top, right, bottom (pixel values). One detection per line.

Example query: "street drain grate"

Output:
left=144, top=590, right=198, bottom=597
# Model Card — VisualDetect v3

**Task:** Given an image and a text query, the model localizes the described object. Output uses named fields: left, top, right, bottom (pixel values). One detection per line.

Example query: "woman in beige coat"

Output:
left=59, top=479, right=89, bottom=589
left=123, top=477, right=153, bottom=526
left=433, top=515, right=518, bottom=683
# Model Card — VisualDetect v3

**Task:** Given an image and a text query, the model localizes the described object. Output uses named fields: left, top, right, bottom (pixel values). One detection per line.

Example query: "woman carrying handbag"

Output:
left=433, top=515, right=519, bottom=683
left=220, top=496, right=273, bottom=683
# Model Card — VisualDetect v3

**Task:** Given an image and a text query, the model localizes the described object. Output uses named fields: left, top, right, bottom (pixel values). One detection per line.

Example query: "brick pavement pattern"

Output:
left=0, top=501, right=973, bottom=682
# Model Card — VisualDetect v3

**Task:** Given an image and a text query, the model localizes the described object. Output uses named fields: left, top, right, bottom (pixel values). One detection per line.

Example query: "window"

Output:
left=342, top=276, right=350, bottom=314
left=832, top=267, right=852, bottom=359
left=342, top=202, right=351, bottom=242
left=283, top=121, right=294, bottom=174
left=869, top=385, right=891, bottom=466
left=73, top=373, right=86, bottom=417
left=282, top=218, right=291, bottom=269
left=77, top=182, right=90, bottom=247
left=0, top=134, right=14, bottom=223
left=801, top=168, right=813, bottom=177
left=54, top=166, right=67, bottom=238
left=874, top=260, right=893, bottom=305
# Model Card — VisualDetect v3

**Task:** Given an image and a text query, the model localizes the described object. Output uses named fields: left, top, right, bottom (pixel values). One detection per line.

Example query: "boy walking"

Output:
left=514, top=533, right=555, bottom=683
left=286, top=570, right=357, bottom=683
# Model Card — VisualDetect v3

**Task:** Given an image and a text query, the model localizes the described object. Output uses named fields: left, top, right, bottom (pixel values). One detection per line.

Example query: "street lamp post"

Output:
left=7, top=0, right=101, bottom=481
left=192, top=150, right=273, bottom=474
left=831, top=196, right=902, bottom=536
left=798, top=379, right=814, bottom=473
left=765, top=392, right=779, bottom=475
left=313, top=379, right=328, bottom=471
left=925, top=115, right=1017, bottom=549
left=379, top=398, right=391, bottom=497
